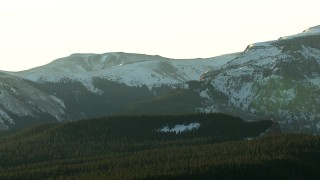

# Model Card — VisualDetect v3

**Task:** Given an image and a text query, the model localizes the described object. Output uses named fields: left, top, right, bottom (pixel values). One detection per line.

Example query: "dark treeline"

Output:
left=0, top=114, right=319, bottom=179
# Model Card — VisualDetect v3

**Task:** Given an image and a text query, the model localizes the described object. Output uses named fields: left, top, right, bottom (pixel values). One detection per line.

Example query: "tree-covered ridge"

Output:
left=0, top=134, right=319, bottom=179
left=1, top=114, right=318, bottom=179
left=0, top=114, right=272, bottom=163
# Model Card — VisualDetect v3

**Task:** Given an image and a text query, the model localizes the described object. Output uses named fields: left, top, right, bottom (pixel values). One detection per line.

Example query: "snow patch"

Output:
left=300, top=45, right=320, bottom=62
left=199, top=89, right=210, bottom=99
left=0, top=109, right=14, bottom=124
left=49, top=95, right=66, bottom=109
left=0, top=119, right=9, bottom=130
left=158, top=123, right=201, bottom=134
left=309, top=77, right=320, bottom=87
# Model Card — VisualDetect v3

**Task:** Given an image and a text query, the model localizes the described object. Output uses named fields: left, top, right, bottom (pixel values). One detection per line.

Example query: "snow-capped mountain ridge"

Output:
left=280, top=25, right=320, bottom=40
left=24, top=52, right=152, bottom=73
left=0, top=52, right=240, bottom=130
left=16, top=52, right=240, bottom=92
left=243, top=25, right=320, bottom=51
left=1, top=25, right=320, bottom=133
left=199, top=25, right=320, bottom=133
left=304, top=25, right=320, bottom=33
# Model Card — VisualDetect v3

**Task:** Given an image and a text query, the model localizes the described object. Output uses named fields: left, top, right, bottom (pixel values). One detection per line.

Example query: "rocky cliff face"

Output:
left=199, top=26, right=320, bottom=133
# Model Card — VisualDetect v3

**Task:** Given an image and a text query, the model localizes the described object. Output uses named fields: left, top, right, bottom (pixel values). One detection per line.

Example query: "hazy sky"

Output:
left=0, top=0, right=319, bottom=71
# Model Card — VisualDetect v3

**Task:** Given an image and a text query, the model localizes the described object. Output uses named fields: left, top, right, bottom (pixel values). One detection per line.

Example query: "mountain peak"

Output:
left=279, top=24, right=320, bottom=40
left=303, top=25, right=320, bottom=33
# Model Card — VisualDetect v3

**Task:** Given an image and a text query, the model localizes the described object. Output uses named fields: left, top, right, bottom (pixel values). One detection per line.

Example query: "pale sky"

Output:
left=0, top=0, right=319, bottom=71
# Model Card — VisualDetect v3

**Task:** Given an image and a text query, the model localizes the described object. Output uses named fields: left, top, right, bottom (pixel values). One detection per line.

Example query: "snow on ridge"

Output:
left=249, top=40, right=277, bottom=48
left=280, top=25, right=320, bottom=40
left=15, top=53, right=239, bottom=93
left=229, top=46, right=282, bottom=67
left=19, top=71, right=103, bottom=95
left=304, top=25, right=320, bottom=33
left=95, top=55, right=238, bottom=89
left=158, top=123, right=201, bottom=134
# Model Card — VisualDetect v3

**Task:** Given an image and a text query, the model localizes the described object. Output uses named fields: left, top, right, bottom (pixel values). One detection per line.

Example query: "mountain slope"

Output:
left=1, top=26, right=320, bottom=133
left=199, top=25, right=320, bottom=133
left=127, top=88, right=203, bottom=115
left=0, top=53, right=239, bottom=130
left=0, top=72, right=65, bottom=130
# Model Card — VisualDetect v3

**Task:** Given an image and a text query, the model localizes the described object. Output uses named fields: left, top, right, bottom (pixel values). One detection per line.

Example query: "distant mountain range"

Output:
left=0, top=25, right=319, bottom=133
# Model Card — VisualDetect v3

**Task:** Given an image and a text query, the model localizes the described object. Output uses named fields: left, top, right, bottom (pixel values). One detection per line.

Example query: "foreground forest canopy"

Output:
left=0, top=114, right=319, bottom=179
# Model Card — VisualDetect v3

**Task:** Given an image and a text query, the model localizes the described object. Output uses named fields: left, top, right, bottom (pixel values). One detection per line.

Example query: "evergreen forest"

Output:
left=0, top=114, right=319, bottom=179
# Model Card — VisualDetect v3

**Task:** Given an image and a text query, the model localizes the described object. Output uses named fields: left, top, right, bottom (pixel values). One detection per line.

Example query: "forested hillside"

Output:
left=0, top=114, right=319, bottom=179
